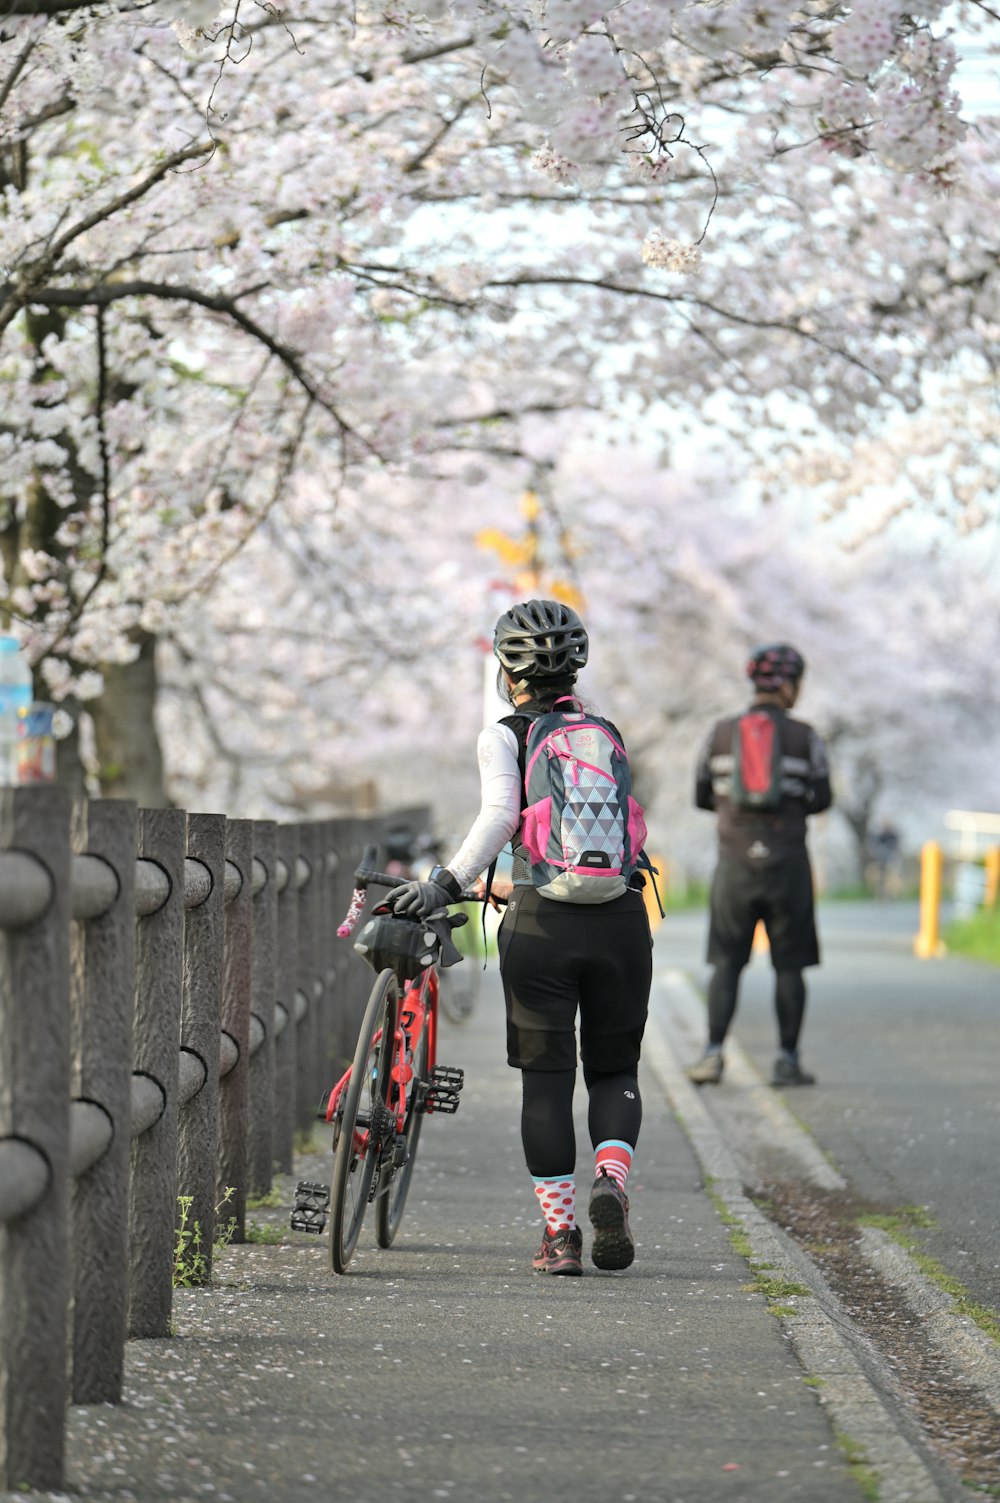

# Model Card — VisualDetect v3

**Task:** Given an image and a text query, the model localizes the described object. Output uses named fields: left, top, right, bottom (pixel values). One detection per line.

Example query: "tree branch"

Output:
left=0, top=139, right=215, bottom=336
left=0, top=27, right=38, bottom=113
left=481, top=272, right=890, bottom=385
left=45, top=138, right=215, bottom=264
left=2, top=0, right=152, bottom=14
left=35, top=306, right=114, bottom=661
left=2, top=278, right=370, bottom=443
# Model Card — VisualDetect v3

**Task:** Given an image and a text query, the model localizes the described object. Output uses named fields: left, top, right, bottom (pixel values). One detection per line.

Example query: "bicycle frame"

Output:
left=300, top=841, right=481, bottom=1269
left=293, top=839, right=503, bottom=1266
left=322, top=963, right=440, bottom=1154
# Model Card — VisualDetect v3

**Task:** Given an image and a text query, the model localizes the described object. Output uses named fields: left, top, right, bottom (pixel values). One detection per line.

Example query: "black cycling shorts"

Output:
left=497, top=886, right=652, bottom=1073
left=707, top=852, right=820, bottom=971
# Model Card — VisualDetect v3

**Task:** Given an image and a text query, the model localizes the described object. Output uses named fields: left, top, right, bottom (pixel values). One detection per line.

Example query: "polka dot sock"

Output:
left=594, top=1140, right=633, bottom=1191
left=532, top=1175, right=577, bottom=1234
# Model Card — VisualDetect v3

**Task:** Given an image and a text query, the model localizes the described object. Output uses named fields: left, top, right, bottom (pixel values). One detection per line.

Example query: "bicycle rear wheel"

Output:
left=374, top=1008, right=429, bottom=1248
left=329, top=968, right=398, bottom=1274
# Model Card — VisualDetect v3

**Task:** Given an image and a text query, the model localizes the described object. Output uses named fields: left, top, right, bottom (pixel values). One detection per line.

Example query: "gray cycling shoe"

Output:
left=588, top=1170, right=635, bottom=1271
left=771, top=1055, right=816, bottom=1087
left=685, top=1051, right=724, bottom=1086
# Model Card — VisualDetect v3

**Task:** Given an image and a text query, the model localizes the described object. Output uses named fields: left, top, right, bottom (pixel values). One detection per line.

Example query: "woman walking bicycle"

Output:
left=388, top=599, right=653, bottom=1276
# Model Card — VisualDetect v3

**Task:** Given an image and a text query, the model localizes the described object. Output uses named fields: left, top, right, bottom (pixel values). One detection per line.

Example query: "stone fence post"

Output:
left=0, top=791, right=426, bottom=1491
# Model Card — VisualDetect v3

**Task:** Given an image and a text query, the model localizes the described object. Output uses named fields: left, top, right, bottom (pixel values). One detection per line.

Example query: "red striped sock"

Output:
left=594, top=1140, right=633, bottom=1190
left=532, top=1175, right=576, bottom=1233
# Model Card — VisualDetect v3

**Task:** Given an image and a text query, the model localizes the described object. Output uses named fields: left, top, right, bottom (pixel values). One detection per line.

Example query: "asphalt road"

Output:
left=660, top=899, right=1000, bottom=1320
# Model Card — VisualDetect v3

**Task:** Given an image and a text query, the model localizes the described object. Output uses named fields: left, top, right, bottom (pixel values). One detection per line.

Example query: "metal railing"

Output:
left=0, top=787, right=422, bottom=1492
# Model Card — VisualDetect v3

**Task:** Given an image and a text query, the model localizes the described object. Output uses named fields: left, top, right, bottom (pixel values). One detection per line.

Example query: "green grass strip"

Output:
left=943, top=906, right=1000, bottom=966
left=858, top=1210, right=1000, bottom=1345
left=834, top=1430, right=880, bottom=1501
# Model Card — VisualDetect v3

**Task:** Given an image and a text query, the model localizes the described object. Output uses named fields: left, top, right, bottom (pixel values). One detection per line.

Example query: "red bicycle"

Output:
left=292, top=844, right=474, bottom=1274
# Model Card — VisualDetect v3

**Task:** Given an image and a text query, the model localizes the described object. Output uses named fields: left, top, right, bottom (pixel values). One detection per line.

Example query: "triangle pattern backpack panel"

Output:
left=515, top=699, right=648, bottom=903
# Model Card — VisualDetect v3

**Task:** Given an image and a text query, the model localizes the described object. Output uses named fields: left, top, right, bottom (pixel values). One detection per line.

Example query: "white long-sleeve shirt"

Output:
left=444, top=723, right=523, bottom=888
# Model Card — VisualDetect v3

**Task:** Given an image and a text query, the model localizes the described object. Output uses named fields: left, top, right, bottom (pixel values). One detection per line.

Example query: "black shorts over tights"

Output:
left=497, top=886, right=652, bottom=1073
left=707, top=851, right=820, bottom=972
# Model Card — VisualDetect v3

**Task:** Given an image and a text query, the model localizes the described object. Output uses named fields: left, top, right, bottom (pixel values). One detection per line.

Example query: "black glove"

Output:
left=388, top=878, right=454, bottom=920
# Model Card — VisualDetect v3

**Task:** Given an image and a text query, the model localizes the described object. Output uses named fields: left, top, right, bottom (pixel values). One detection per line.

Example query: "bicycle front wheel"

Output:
left=374, top=1009, right=429, bottom=1249
left=329, top=968, right=398, bottom=1274
left=438, top=960, right=480, bottom=1025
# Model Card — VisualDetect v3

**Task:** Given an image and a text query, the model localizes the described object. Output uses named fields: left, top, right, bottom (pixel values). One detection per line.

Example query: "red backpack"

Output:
left=729, top=709, right=783, bottom=809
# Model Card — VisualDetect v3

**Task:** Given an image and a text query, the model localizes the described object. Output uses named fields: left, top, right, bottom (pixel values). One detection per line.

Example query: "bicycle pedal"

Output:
left=290, top=1180, right=329, bottom=1234
left=421, top=1064, right=465, bottom=1115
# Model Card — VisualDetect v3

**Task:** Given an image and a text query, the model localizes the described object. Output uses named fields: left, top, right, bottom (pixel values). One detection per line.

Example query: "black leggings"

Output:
left=520, top=1066, right=643, bottom=1178
left=707, top=961, right=807, bottom=1055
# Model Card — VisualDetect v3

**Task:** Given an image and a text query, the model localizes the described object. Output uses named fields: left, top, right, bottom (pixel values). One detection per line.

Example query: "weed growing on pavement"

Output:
left=730, top=1227, right=754, bottom=1260
left=705, top=1185, right=810, bottom=1311
left=761, top=1180, right=1000, bottom=1489
left=834, top=1430, right=879, bottom=1501
left=705, top=1186, right=754, bottom=1259
left=857, top=1209, right=1000, bottom=1345
left=857, top=1205, right=936, bottom=1237
left=246, top=1221, right=284, bottom=1245
left=173, top=1187, right=236, bottom=1287
left=247, top=1187, right=282, bottom=1210
left=745, top=1270, right=811, bottom=1315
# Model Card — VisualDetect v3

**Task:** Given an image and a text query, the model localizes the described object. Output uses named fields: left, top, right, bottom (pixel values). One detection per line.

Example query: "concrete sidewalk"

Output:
left=20, top=961, right=953, bottom=1503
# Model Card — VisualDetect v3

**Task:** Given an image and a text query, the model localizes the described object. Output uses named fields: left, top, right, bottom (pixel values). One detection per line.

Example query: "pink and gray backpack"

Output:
left=512, top=698, right=648, bottom=903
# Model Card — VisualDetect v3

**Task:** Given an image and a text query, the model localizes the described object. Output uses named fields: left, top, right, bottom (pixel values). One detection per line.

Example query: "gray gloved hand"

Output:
left=388, top=878, right=453, bottom=920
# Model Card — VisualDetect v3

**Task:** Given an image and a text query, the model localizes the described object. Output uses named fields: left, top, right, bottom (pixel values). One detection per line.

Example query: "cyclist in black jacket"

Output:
left=687, top=643, right=832, bottom=1088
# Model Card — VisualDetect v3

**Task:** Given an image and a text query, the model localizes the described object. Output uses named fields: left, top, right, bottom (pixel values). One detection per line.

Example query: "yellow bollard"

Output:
left=642, top=853, right=667, bottom=933
left=984, top=847, right=1000, bottom=909
left=752, top=919, right=770, bottom=954
left=914, top=840, right=946, bottom=958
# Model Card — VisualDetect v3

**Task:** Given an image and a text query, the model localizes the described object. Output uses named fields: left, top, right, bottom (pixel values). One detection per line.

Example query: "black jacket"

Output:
left=694, top=703, right=832, bottom=867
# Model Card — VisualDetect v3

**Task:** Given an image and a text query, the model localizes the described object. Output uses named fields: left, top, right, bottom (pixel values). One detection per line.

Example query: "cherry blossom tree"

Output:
left=141, top=420, right=999, bottom=902
left=1, top=0, right=997, bottom=803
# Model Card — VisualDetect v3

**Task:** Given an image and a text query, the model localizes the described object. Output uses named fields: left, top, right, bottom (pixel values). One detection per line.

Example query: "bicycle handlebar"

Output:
left=336, top=842, right=491, bottom=938
left=351, top=843, right=406, bottom=892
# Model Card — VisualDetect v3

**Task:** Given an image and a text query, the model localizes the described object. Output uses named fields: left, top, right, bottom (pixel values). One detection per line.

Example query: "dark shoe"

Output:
left=588, top=1169, right=635, bottom=1271
left=532, top=1225, right=583, bottom=1276
left=771, top=1055, right=816, bottom=1087
left=685, top=1051, right=724, bottom=1086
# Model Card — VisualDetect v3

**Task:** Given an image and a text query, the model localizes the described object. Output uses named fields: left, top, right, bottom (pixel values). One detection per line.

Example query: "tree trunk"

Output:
left=835, top=766, right=881, bottom=888
left=91, top=631, right=169, bottom=807
left=53, top=698, right=90, bottom=798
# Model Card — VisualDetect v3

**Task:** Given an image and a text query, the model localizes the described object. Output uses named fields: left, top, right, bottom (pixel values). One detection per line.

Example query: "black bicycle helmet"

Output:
left=746, top=642, right=806, bottom=690
left=493, top=598, right=589, bottom=681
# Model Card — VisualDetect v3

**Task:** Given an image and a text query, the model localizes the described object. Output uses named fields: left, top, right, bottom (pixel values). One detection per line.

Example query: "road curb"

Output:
left=645, top=965, right=953, bottom=1503
left=859, top=1226, right=1000, bottom=1410
left=651, top=962, right=1000, bottom=1418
